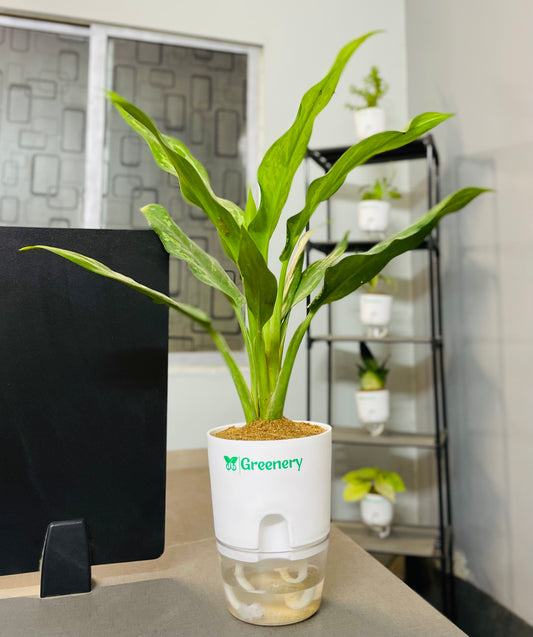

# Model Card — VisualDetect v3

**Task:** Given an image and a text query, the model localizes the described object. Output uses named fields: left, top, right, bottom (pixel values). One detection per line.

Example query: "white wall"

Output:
left=0, top=0, right=409, bottom=447
left=405, top=0, right=533, bottom=624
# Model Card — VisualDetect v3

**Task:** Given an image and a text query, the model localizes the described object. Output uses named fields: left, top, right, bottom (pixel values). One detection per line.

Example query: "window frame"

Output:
left=84, top=24, right=260, bottom=232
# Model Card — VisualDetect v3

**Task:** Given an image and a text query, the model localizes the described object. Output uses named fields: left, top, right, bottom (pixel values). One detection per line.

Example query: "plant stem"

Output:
left=265, top=260, right=289, bottom=392
left=246, top=311, right=262, bottom=418
left=266, top=310, right=314, bottom=419
left=252, top=326, right=271, bottom=418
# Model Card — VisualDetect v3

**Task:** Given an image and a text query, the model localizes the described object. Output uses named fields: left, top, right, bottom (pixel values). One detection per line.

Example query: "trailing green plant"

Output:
left=342, top=466, right=405, bottom=502
left=21, top=33, right=488, bottom=424
left=345, top=65, right=388, bottom=110
left=360, top=175, right=401, bottom=201
left=358, top=341, right=389, bottom=390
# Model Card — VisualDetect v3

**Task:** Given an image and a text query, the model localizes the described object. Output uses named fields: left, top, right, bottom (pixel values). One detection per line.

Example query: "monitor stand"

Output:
left=40, top=519, right=91, bottom=598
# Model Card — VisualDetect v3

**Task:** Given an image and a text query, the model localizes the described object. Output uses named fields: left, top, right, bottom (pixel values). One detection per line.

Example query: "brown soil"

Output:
left=212, top=417, right=325, bottom=441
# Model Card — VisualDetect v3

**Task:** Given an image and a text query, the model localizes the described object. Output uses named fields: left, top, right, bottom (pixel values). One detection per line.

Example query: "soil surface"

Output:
left=212, top=417, right=325, bottom=441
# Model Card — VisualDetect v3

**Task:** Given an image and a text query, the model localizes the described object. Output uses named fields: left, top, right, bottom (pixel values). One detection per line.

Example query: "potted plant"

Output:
left=21, top=32, right=486, bottom=626
left=356, top=342, right=390, bottom=436
left=345, top=65, right=388, bottom=139
left=359, top=273, right=395, bottom=338
left=342, top=466, right=405, bottom=538
left=358, top=175, right=401, bottom=235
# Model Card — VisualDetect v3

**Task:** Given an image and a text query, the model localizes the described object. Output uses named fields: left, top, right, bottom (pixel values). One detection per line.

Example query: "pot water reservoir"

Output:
left=207, top=423, right=332, bottom=625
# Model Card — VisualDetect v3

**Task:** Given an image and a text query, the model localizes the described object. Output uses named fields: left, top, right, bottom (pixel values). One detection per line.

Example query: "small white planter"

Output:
left=207, top=422, right=331, bottom=626
left=360, top=493, right=394, bottom=538
left=357, top=200, right=390, bottom=233
left=355, top=389, right=389, bottom=436
left=354, top=106, right=385, bottom=140
left=359, top=293, right=392, bottom=339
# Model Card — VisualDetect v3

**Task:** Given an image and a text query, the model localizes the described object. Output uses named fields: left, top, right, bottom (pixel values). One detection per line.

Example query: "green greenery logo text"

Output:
left=224, top=455, right=303, bottom=472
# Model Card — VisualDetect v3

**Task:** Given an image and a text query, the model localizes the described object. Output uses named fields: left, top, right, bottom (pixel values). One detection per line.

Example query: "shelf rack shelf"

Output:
left=305, top=134, right=454, bottom=614
left=309, top=237, right=435, bottom=254
left=309, top=334, right=441, bottom=345
left=332, top=426, right=446, bottom=449
left=306, top=136, right=438, bottom=171
left=334, top=521, right=448, bottom=559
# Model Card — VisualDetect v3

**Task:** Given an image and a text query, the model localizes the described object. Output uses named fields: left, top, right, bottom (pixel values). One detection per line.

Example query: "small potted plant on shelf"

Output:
left=359, top=273, right=395, bottom=338
left=358, top=175, right=401, bottom=235
left=345, top=65, right=388, bottom=139
left=356, top=342, right=390, bottom=436
left=21, top=32, right=487, bottom=627
left=342, top=466, right=405, bottom=538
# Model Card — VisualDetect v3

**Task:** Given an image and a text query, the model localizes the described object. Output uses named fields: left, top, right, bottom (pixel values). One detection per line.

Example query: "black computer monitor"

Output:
left=0, top=227, right=169, bottom=577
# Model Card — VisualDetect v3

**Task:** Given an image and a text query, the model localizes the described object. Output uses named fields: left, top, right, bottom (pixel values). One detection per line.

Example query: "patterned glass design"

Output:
left=0, top=26, right=89, bottom=227
left=104, top=39, right=247, bottom=352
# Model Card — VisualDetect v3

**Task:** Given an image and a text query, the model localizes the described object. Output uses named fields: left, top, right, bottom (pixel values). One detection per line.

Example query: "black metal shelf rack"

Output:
left=305, top=134, right=454, bottom=614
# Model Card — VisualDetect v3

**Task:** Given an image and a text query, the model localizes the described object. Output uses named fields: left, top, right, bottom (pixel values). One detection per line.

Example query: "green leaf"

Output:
left=358, top=342, right=389, bottom=387
left=359, top=370, right=386, bottom=390
left=281, top=252, right=305, bottom=321
left=310, top=187, right=489, bottom=312
left=381, top=470, right=406, bottom=493
left=343, top=467, right=378, bottom=482
left=374, top=474, right=396, bottom=502
left=237, top=229, right=278, bottom=328
left=289, top=233, right=349, bottom=310
left=250, top=32, right=378, bottom=256
left=107, top=91, right=243, bottom=264
left=142, top=204, right=245, bottom=309
left=20, top=245, right=212, bottom=327
left=360, top=342, right=375, bottom=368
left=231, top=456, right=238, bottom=464
left=160, top=135, right=245, bottom=228
left=344, top=480, right=371, bottom=502
left=244, top=188, right=258, bottom=228
left=224, top=456, right=231, bottom=463
left=281, top=227, right=317, bottom=317
left=282, top=111, right=452, bottom=261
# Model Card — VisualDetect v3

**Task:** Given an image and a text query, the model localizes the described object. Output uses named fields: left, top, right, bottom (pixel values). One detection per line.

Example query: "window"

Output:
left=0, top=16, right=259, bottom=352
left=0, top=20, right=89, bottom=227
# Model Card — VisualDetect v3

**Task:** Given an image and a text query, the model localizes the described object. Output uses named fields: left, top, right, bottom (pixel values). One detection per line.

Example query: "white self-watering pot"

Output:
left=357, top=200, right=390, bottom=234
left=207, top=423, right=331, bottom=626
left=354, top=106, right=385, bottom=140
left=359, top=293, right=392, bottom=339
left=360, top=493, right=394, bottom=538
left=355, top=389, right=389, bottom=436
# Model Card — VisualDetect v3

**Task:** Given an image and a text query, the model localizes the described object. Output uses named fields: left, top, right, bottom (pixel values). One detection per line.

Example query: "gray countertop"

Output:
left=0, top=450, right=466, bottom=637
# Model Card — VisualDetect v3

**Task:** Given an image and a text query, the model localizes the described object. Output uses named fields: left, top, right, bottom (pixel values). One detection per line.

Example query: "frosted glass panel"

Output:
left=0, top=26, right=88, bottom=227
left=103, top=39, right=247, bottom=352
